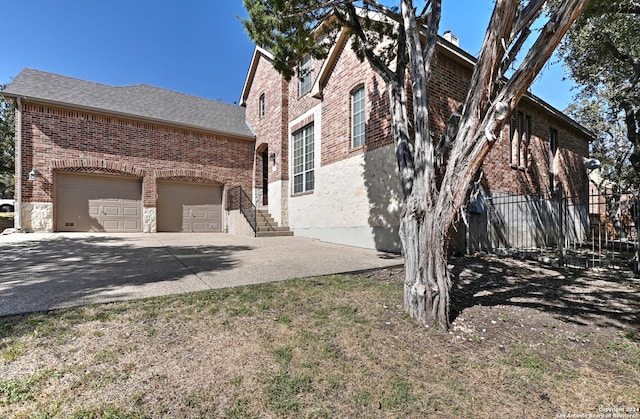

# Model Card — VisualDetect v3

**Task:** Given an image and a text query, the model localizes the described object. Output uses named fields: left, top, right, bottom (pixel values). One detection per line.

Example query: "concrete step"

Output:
left=256, top=230, right=294, bottom=237
left=257, top=213, right=277, bottom=223
left=257, top=225, right=290, bottom=232
left=254, top=209, right=293, bottom=237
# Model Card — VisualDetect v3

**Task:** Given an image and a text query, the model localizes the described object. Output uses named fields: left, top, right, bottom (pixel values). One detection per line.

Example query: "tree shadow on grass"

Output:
left=0, top=235, right=253, bottom=317
left=449, top=255, right=640, bottom=335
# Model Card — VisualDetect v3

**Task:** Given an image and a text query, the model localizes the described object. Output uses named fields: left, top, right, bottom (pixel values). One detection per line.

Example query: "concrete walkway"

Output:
left=0, top=232, right=403, bottom=316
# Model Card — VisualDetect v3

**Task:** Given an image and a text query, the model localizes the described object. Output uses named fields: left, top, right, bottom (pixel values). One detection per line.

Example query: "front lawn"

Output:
left=1, top=257, right=638, bottom=418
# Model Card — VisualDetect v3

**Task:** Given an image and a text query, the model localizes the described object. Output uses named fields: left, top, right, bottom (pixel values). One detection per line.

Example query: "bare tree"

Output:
left=243, top=0, right=589, bottom=330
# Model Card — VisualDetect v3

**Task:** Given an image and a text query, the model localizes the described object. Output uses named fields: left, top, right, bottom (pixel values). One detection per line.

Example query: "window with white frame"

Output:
left=292, top=123, right=314, bottom=194
left=259, top=93, right=265, bottom=118
left=510, top=110, right=532, bottom=168
left=351, top=86, right=365, bottom=147
left=299, top=55, right=313, bottom=96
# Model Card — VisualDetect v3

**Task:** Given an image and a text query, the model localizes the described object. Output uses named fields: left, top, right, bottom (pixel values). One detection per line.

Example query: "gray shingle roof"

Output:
left=2, top=68, right=254, bottom=139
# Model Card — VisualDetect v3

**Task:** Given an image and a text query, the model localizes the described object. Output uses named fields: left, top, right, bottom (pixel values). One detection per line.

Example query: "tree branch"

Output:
left=438, top=0, right=590, bottom=231
left=338, top=5, right=397, bottom=83
left=512, top=0, right=547, bottom=38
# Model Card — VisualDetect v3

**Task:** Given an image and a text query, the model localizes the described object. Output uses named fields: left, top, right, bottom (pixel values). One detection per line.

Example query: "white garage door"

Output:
left=56, top=173, right=142, bottom=232
left=157, top=181, right=222, bottom=232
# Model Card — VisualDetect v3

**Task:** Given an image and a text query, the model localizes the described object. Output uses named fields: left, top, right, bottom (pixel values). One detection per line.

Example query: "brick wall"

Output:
left=244, top=41, right=591, bottom=202
left=287, top=59, right=322, bottom=123
left=482, top=100, right=590, bottom=200
left=20, top=103, right=254, bottom=207
left=316, top=42, right=590, bottom=200
left=320, top=39, right=392, bottom=166
left=245, top=55, right=290, bottom=183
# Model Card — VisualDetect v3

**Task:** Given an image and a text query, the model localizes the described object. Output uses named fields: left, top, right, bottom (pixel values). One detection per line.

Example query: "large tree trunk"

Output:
left=400, top=202, right=450, bottom=328
left=395, top=0, right=590, bottom=331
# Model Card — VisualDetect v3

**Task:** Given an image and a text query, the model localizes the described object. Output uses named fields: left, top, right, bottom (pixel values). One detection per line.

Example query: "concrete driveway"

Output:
left=0, top=232, right=403, bottom=316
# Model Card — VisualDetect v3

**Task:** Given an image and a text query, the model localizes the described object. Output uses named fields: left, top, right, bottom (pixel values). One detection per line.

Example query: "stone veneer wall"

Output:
left=21, top=202, right=53, bottom=232
left=288, top=143, right=402, bottom=252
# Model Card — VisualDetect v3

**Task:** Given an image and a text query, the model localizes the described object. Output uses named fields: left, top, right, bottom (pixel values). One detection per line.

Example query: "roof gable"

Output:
left=2, top=68, right=254, bottom=139
left=240, top=46, right=274, bottom=107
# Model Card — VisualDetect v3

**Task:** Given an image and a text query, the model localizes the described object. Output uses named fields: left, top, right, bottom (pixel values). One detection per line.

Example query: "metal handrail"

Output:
left=257, top=209, right=277, bottom=232
left=226, top=186, right=257, bottom=236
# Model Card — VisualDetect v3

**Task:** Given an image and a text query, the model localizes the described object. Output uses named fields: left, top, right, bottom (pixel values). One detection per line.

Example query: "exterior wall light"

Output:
left=28, top=168, right=39, bottom=181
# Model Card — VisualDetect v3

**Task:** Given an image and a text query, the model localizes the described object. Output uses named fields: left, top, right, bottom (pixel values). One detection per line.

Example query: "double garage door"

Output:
left=56, top=173, right=222, bottom=233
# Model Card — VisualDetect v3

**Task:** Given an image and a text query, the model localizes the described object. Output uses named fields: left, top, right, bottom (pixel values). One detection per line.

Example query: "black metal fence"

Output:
left=462, top=188, right=639, bottom=272
left=226, top=186, right=257, bottom=235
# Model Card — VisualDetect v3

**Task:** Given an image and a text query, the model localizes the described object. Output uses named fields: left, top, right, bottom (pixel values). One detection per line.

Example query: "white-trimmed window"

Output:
left=299, top=55, right=313, bottom=96
left=510, top=110, right=532, bottom=168
left=259, top=93, right=265, bottom=118
left=351, top=86, right=365, bottom=147
left=292, top=123, right=314, bottom=194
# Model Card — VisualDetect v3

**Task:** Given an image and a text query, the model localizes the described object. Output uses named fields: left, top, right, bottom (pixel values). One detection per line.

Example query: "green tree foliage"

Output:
left=565, top=93, right=636, bottom=192
left=559, top=0, right=640, bottom=189
left=0, top=84, right=15, bottom=198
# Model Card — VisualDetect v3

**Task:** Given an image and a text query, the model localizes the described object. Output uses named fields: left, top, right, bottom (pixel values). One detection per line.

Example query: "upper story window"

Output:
left=259, top=93, right=265, bottom=118
left=351, top=86, right=366, bottom=148
left=292, top=123, right=314, bottom=194
left=510, top=110, right=532, bottom=169
left=299, top=55, right=313, bottom=96
left=549, top=127, right=558, bottom=192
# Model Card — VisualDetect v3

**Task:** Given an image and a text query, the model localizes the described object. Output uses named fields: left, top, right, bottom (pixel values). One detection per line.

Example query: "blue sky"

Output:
left=1, top=1, right=575, bottom=110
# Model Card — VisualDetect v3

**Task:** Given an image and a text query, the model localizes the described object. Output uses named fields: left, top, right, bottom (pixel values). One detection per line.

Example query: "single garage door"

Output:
left=157, top=180, right=222, bottom=232
left=56, top=173, right=142, bottom=232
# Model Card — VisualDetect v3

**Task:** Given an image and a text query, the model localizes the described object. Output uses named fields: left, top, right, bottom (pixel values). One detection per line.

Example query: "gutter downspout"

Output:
left=14, top=97, right=22, bottom=231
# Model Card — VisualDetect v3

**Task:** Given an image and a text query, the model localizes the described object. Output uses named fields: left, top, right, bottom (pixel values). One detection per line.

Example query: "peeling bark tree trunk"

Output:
left=394, top=0, right=590, bottom=331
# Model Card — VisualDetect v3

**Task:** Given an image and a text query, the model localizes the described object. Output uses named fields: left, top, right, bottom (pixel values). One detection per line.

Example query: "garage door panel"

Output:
left=191, top=209, right=206, bottom=218
left=123, top=221, right=140, bottom=230
left=102, top=206, right=121, bottom=216
left=123, top=207, right=139, bottom=216
left=192, top=222, right=206, bottom=231
left=102, top=220, right=120, bottom=230
left=56, top=173, right=142, bottom=232
left=157, top=181, right=222, bottom=232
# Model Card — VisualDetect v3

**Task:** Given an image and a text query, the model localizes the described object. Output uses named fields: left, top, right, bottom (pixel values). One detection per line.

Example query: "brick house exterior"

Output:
left=241, top=35, right=592, bottom=252
left=3, top=69, right=255, bottom=233
left=2, top=35, right=591, bottom=251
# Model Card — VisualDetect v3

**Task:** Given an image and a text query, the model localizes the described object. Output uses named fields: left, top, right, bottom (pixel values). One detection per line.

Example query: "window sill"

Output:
left=291, top=190, right=314, bottom=198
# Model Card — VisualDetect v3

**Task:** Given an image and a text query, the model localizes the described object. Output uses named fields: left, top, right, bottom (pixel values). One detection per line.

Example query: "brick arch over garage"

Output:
left=51, top=159, right=145, bottom=177
left=154, top=168, right=225, bottom=185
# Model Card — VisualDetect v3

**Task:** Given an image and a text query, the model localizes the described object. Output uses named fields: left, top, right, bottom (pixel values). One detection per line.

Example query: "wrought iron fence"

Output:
left=463, top=188, right=639, bottom=272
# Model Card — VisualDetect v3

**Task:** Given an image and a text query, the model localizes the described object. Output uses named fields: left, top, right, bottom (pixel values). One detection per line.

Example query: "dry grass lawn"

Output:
left=1, top=255, right=639, bottom=418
